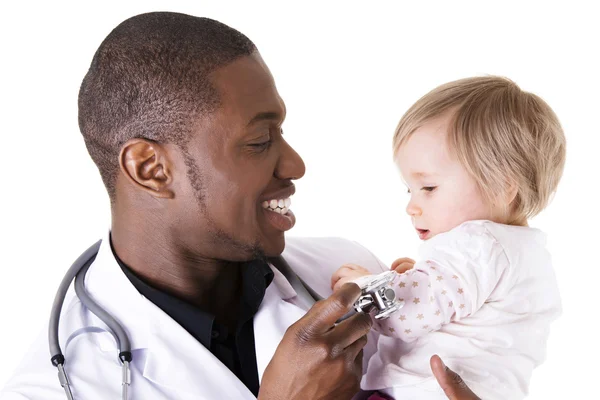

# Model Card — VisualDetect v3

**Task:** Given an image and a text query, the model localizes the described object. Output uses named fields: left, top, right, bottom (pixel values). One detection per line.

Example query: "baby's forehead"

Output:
left=399, top=169, right=441, bottom=184
left=395, top=133, right=456, bottom=176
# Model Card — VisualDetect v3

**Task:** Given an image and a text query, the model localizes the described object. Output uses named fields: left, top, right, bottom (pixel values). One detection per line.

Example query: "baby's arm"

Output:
left=331, top=257, right=416, bottom=292
left=378, top=226, right=511, bottom=342
left=330, top=258, right=466, bottom=340
left=376, top=261, right=472, bottom=341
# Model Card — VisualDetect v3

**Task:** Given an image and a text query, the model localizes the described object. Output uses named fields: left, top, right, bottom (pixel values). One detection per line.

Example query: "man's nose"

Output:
left=275, top=137, right=306, bottom=180
left=406, top=197, right=422, bottom=217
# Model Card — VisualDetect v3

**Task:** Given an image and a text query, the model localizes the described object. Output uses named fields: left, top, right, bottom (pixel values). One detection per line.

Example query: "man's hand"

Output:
left=430, top=355, right=481, bottom=400
left=391, top=257, right=416, bottom=274
left=258, top=283, right=372, bottom=400
left=331, top=263, right=372, bottom=291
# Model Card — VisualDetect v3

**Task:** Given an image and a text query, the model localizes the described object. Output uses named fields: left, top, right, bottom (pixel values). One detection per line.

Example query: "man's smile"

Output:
left=260, top=186, right=296, bottom=231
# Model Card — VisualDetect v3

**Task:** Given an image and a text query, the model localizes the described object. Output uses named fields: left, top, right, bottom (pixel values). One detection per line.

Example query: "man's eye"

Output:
left=248, top=140, right=272, bottom=151
left=422, top=186, right=437, bottom=192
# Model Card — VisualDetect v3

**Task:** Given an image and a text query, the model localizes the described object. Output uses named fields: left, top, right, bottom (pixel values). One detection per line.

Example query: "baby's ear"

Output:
left=506, top=180, right=519, bottom=205
left=491, top=180, right=519, bottom=217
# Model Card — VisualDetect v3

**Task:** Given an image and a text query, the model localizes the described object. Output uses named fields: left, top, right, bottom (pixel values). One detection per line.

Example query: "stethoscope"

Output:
left=48, top=240, right=401, bottom=399
left=48, top=240, right=130, bottom=400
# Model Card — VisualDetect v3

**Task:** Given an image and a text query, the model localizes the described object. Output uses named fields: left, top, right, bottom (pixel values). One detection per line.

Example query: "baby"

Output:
left=332, top=76, right=565, bottom=400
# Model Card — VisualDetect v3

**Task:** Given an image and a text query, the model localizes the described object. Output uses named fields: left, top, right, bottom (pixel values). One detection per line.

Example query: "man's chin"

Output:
left=261, top=233, right=286, bottom=259
left=222, top=232, right=285, bottom=261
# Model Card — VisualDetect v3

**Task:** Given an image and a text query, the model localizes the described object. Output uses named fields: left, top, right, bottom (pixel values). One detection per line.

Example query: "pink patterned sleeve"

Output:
left=374, top=226, right=510, bottom=342
left=374, top=261, right=471, bottom=341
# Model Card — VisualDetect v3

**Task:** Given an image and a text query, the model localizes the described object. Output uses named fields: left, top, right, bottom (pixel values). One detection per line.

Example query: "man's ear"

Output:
left=119, top=139, right=175, bottom=199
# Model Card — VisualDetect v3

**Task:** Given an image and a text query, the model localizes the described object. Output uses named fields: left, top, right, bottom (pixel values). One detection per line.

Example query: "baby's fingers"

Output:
left=332, top=276, right=356, bottom=292
left=391, top=257, right=416, bottom=274
left=331, top=265, right=359, bottom=290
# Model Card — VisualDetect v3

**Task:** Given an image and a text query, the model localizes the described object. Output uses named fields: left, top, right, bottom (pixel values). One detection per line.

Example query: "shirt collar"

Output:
left=109, top=236, right=274, bottom=349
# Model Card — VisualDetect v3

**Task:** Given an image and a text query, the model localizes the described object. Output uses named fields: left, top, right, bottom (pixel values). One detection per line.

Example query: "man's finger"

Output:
left=343, top=332, right=369, bottom=361
left=330, top=311, right=372, bottom=350
left=430, top=355, right=480, bottom=400
left=305, top=283, right=363, bottom=330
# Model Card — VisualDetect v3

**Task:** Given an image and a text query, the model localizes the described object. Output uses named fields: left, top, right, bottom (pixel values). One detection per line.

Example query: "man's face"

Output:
left=172, top=52, right=305, bottom=260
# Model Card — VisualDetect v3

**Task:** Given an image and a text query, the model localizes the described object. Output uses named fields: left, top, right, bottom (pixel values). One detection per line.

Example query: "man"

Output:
left=0, top=12, right=479, bottom=399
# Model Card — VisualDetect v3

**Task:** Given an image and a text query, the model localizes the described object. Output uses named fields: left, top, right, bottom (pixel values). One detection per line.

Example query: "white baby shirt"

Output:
left=362, top=220, right=561, bottom=400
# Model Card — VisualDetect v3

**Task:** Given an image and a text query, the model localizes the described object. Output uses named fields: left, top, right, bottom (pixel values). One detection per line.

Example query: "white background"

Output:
left=1, top=1, right=598, bottom=398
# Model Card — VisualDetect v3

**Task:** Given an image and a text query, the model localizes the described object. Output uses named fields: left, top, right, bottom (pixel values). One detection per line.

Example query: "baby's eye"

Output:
left=422, top=186, right=437, bottom=192
left=406, top=188, right=411, bottom=194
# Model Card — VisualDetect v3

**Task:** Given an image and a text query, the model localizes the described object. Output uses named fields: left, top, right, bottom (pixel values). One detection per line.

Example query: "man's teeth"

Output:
left=262, top=197, right=292, bottom=215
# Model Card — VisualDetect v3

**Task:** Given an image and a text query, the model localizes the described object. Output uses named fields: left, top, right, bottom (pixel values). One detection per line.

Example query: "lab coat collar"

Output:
left=83, top=231, right=152, bottom=353
left=268, top=261, right=298, bottom=300
left=83, top=231, right=308, bottom=398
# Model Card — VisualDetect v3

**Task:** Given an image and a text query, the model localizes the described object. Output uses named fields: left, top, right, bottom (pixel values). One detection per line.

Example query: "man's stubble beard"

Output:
left=181, top=147, right=265, bottom=261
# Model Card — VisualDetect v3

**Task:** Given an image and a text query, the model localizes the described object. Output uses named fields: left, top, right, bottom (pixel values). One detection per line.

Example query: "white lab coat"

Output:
left=0, top=234, right=387, bottom=400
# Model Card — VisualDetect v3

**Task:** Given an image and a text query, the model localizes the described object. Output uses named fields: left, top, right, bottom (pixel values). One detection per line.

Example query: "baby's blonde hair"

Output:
left=393, top=76, right=566, bottom=224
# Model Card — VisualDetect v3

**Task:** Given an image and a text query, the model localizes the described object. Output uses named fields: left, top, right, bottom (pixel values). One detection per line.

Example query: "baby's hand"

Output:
left=391, top=257, right=416, bottom=274
left=331, top=263, right=372, bottom=292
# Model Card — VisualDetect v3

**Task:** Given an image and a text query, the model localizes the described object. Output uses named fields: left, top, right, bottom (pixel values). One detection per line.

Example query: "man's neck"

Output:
left=110, top=226, right=243, bottom=329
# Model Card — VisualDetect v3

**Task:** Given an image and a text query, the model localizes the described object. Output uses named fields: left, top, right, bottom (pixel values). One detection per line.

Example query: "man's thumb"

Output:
left=430, top=355, right=480, bottom=400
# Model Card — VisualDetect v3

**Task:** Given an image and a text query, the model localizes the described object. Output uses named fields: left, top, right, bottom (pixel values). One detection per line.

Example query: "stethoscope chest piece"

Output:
left=352, top=271, right=404, bottom=320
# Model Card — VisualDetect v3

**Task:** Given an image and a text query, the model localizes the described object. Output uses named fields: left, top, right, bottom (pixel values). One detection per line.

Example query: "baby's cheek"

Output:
left=437, top=197, right=488, bottom=233
left=433, top=209, right=466, bottom=234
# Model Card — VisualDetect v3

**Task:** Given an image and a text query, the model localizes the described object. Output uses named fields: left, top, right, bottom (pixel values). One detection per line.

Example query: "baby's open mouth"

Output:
left=416, top=228, right=430, bottom=239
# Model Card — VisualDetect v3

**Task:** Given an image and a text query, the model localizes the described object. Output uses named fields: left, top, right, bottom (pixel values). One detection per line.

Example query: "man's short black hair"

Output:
left=78, top=12, right=257, bottom=200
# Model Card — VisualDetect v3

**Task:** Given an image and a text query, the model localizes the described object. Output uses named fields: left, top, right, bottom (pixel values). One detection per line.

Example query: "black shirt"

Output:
left=110, top=239, right=274, bottom=396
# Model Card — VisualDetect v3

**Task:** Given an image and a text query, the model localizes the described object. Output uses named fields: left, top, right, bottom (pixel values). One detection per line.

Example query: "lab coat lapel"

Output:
left=141, top=304, right=256, bottom=399
left=88, top=233, right=311, bottom=398
left=87, top=234, right=256, bottom=399
left=254, top=265, right=309, bottom=382
left=142, top=261, right=310, bottom=397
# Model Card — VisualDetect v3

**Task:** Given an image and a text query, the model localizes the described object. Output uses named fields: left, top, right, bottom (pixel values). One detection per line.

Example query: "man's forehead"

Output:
left=210, top=53, right=285, bottom=122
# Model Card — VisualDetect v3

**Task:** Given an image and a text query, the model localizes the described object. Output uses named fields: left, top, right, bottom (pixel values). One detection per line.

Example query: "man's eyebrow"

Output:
left=246, top=111, right=282, bottom=126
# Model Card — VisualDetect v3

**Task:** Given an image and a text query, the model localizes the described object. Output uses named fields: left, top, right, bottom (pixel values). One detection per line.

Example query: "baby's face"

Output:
left=395, top=113, right=496, bottom=240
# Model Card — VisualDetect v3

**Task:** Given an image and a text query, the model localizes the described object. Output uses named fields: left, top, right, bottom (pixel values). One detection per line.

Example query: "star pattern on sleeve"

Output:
left=378, top=256, right=473, bottom=341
